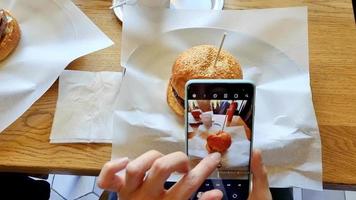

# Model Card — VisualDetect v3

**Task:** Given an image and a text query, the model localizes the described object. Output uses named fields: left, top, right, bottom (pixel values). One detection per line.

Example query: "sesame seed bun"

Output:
left=0, top=10, right=21, bottom=62
left=167, top=45, right=243, bottom=116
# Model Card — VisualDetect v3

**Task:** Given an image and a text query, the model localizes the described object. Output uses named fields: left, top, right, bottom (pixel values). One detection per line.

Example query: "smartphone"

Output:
left=185, top=79, right=254, bottom=200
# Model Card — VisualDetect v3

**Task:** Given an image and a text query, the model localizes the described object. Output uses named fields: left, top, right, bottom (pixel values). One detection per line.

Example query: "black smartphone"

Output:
left=185, top=79, right=255, bottom=200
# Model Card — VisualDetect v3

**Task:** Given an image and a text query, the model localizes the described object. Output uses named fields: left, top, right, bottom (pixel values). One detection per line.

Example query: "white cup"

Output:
left=139, top=0, right=170, bottom=7
left=200, top=112, right=213, bottom=129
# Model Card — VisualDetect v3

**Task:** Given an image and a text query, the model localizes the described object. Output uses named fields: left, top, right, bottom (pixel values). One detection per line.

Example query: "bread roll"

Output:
left=167, top=45, right=243, bottom=116
left=0, top=10, right=21, bottom=62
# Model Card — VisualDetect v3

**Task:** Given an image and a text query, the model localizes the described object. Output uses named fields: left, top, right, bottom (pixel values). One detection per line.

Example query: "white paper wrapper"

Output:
left=50, top=70, right=122, bottom=143
left=113, top=6, right=322, bottom=190
left=0, top=0, right=113, bottom=133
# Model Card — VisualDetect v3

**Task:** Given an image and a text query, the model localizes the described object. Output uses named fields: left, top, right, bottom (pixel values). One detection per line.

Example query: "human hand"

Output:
left=98, top=150, right=223, bottom=200
left=248, top=150, right=272, bottom=200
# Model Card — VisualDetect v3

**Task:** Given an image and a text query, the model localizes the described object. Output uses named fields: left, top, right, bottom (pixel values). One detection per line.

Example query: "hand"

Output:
left=248, top=150, right=272, bottom=200
left=97, top=150, right=223, bottom=200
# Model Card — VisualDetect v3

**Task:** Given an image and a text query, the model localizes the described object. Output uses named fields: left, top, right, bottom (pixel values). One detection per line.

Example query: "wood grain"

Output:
left=0, top=0, right=355, bottom=186
left=0, top=0, right=119, bottom=175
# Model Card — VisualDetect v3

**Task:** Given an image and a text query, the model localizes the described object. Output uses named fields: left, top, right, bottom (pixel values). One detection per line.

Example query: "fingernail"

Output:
left=114, top=157, right=129, bottom=163
left=208, top=152, right=221, bottom=161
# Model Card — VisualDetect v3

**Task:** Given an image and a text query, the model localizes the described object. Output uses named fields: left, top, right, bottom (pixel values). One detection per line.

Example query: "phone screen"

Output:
left=186, top=81, right=254, bottom=200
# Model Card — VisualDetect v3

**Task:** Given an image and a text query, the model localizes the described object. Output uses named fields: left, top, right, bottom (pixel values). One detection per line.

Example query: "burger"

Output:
left=167, top=45, right=243, bottom=116
left=0, top=9, right=21, bottom=61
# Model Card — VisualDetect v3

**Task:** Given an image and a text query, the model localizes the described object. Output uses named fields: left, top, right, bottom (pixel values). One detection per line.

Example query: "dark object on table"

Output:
left=164, top=182, right=294, bottom=200
left=0, top=173, right=50, bottom=200
left=353, top=0, right=356, bottom=22
left=270, top=187, right=294, bottom=200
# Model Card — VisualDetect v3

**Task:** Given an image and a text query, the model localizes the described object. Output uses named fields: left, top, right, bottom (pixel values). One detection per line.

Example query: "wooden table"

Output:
left=0, top=0, right=355, bottom=189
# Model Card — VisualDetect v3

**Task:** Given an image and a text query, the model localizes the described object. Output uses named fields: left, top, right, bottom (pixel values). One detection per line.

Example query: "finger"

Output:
left=143, top=152, right=190, bottom=194
left=251, top=150, right=269, bottom=189
left=199, top=189, right=223, bottom=200
left=97, top=157, right=129, bottom=192
left=125, top=150, right=163, bottom=192
left=168, top=152, right=221, bottom=199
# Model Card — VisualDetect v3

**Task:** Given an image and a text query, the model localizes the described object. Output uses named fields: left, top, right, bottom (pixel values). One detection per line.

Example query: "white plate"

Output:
left=125, top=28, right=302, bottom=82
left=113, top=27, right=305, bottom=167
left=112, top=0, right=224, bottom=21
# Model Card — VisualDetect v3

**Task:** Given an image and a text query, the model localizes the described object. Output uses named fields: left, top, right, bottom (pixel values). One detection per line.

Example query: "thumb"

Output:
left=249, top=150, right=272, bottom=200
left=251, top=150, right=269, bottom=189
left=199, top=189, right=223, bottom=200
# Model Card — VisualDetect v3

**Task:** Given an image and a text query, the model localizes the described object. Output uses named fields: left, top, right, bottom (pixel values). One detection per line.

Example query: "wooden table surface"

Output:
left=0, top=0, right=355, bottom=188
